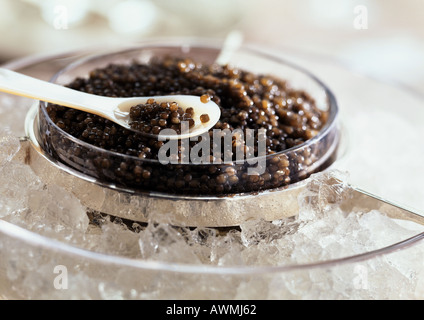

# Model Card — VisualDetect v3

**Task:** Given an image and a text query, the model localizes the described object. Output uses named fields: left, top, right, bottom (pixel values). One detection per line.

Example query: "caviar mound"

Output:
left=39, top=53, right=339, bottom=196
left=129, top=99, right=195, bottom=135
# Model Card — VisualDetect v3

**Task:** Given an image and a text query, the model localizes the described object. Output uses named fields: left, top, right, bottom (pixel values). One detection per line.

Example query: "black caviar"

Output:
left=129, top=99, right=195, bottom=134
left=41, top=56, right=337, bottom=195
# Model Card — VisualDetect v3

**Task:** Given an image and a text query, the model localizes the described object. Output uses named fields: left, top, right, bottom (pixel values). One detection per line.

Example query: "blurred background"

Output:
left=0, top=0, right=423, bottom=93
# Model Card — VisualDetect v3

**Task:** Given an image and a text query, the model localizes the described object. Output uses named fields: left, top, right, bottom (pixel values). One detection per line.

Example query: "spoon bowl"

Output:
left=0, top=68, right=221, bottom=140
left=114, top=95, right=220, bottom=140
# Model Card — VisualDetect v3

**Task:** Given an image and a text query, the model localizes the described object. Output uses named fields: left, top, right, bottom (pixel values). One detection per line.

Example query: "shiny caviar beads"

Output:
left=199, top=114, right=210, bottom=123
left=129, top=99, right=195, bottom=134
left=44, top=56, right=331, bottom=195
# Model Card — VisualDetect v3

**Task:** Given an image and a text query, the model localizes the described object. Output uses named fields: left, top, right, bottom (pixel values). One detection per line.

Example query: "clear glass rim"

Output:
left=1, top=218, right=424, bottom=275
left=38, top=40, right=339, bottom=167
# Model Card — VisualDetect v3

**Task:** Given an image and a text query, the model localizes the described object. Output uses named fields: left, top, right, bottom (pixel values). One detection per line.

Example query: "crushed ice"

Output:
left=1, top=133, right=424, bottom=298
left=0, top=133, right=422, bottom=265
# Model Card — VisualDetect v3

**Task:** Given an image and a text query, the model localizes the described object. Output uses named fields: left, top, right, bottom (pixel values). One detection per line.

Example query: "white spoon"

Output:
left=0, top=68, right=221, bottom=140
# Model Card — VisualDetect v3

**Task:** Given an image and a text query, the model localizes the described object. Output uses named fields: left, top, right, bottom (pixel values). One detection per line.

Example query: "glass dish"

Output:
left=36, top=44, right=340, bottom=196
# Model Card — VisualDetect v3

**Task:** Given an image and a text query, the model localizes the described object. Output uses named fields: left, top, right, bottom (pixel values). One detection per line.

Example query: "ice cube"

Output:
left=138, top=221, right=203, bottom=264
left=0, top=141, right=89, bottom=240
left=297, top=170, right=351, bottom=222
left=0, top=131, right=20, bottom=167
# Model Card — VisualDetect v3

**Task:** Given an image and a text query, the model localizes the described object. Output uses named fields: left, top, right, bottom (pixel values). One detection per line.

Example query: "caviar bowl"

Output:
left=30, top=43, right=340, bottom=226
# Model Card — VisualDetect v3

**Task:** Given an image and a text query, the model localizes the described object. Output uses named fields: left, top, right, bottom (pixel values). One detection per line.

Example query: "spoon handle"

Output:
left=0, top=68, right=119, bottom=119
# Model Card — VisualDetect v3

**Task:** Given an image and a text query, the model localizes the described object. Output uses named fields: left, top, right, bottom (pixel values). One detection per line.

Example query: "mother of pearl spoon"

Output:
left=0, top=67, right=221, bottom=140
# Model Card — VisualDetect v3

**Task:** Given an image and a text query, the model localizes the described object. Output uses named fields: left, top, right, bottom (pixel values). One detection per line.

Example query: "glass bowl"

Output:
left=36, top=43, right=340, bottom=197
